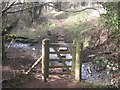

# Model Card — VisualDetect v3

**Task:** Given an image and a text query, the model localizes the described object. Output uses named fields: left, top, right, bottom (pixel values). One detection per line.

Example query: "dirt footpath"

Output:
left=22, top=74, right=83, bottom=88
left=21, top=18, right=83, bottom=88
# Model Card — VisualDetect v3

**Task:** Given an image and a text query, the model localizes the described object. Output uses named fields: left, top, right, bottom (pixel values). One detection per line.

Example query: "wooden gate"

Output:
left=42, top=39, right=83, bottom=82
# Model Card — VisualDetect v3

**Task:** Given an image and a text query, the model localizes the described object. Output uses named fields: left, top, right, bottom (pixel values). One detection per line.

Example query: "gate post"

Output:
left=72, top=40, right=76, bottom=73
left=75, top=40, right=83, bottom=81
left=42, top=39, right=49, bottom=82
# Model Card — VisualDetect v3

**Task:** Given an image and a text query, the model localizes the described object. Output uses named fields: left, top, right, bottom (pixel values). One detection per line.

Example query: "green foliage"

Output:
left=101, top=2, right=119, bottom=42
left=94, top=56, right=108, bottom=70
left=101, top=2, right=119, bottom=30
left=78, top=81, right=118, bottom=88
left=94, top=56, right=118, bottom=75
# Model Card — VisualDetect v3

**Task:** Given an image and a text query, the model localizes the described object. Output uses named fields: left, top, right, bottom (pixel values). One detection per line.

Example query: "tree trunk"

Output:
left=2, top=3, right=8, bottom=61
left=2, top=34, right=6, bottom=61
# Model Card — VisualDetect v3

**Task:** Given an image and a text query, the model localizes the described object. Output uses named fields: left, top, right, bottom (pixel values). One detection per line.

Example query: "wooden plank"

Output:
left=59, top=47, right=68, bottom=51
left=25, top=56, right=42, bottom=74
left=58, top=38, right=64, bottom=41
left=50, top=43, right=74, bottom=47
left=52, top=47, right=70, bottom=72
left=49, top=51, right=71, bottom=54
left=75, top=40, right=81, bottom=81
left=42, top=39, right=49, bottom=82
left=51, top=43, right=74, bottom=45
left=49, top=59, right=72, bottom=62
left=49, top=72, right=69, bottom=75
left=75, top=41, right=83, bottom=81
left=49, top=44, right=60, bottom=47
left=72, top=40, right=76, bottom=72
left=49, top=65, right=72, bottom=68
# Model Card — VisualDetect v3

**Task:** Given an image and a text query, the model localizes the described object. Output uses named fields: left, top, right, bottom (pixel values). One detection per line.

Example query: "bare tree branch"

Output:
left=46, top=3, right=99, bottom=13
left=5, top=38, right=14, bottom=53
left=64, top=7, right=98, bottom=12
left=2, top=2, right=9, bottom=11
left=7, top=6, right=34, bottom=14
left=1, top=2, right=15, bottom=15
left=0, top=2, right=25, bottom=14
left=3, top=18, right=20, bottom=35
left=6, top=3, right=47, bottom=14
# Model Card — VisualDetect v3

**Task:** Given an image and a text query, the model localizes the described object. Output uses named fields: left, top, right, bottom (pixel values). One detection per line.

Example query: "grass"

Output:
left=11, top=22, right=57, bottom=41
left=9, top=10, right=104, bottom=44
left=64, top=17, right=103, bottom=42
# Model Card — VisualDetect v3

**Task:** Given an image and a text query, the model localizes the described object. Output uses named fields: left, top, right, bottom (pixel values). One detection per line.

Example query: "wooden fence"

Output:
left=42, top=39, right=83, bottom=82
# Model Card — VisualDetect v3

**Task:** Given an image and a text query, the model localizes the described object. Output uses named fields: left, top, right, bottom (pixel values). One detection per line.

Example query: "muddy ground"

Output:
left=2, top=45, right=119, bottom=88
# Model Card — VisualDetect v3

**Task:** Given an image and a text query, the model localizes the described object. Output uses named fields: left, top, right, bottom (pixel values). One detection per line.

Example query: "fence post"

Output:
left=72, top=40, right=76, bottom=73
left=42, top=39, right=49, bottom=82
left=75, top=40, right=83, bottom=81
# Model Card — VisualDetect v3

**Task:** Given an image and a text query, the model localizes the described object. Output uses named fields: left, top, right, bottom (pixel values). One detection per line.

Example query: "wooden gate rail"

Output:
left=49, top=59, right=72, bottom=62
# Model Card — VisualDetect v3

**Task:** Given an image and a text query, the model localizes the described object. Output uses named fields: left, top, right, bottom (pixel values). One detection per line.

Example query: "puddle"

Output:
left=6, top=43, right=30, bottom=49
